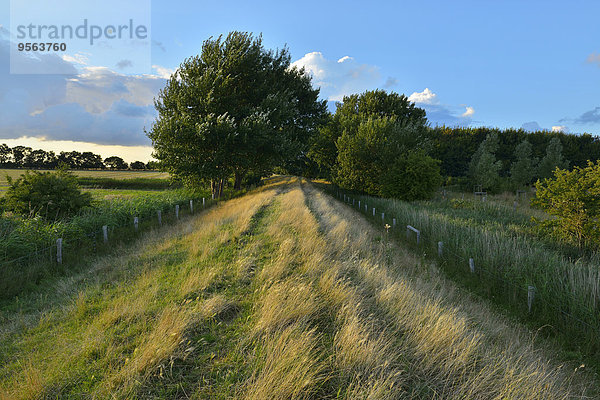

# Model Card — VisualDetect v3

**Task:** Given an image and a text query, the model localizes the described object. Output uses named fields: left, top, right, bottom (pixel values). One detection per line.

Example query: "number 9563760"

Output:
left=17, top=43, right=67, bottom=52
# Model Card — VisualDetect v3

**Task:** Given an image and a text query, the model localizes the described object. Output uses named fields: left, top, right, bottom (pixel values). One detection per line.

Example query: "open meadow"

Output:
left=0, top=177, right=596, bottom=399
left=0, top=169, right=171, bottom=194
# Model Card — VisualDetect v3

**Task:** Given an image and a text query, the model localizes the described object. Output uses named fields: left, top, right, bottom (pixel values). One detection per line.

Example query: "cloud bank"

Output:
left=0, top=36, right=170, bottom=146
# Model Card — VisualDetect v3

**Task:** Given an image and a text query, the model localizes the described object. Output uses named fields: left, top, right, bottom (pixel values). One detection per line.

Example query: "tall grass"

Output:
left=0, top=182, right=279, bottom=399
left=326, top=185, right=600, bottom=364
left=0, top=189, right=213, bottom=299
left=302, top=183, right=594, bottom=398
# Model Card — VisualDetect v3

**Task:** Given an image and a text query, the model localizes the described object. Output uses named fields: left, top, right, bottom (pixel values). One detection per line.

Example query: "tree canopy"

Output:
left=147, top=31, right=326, bottom=197
left=314, top=89, right=440, bottom=200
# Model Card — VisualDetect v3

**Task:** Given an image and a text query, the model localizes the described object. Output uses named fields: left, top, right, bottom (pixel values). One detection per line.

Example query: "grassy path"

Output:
left=0, top=177, right=596, bottom=399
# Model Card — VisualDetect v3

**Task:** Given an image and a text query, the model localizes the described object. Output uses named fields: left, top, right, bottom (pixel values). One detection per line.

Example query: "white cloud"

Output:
left=552, top=125, right=569, bottom=133
left=337, top=56, right=353, bottom=63
left=461, top=106, right=475, bottom=117
left=0, top=36, right=168, bottom=146
left=291, top=52, right=380, bottom=101
left=408, top=88, right=474, bottom=127
left=152, top=65, right=175, bottom=79
left=62, top=53, right=90, bottom=65
left=408, top=88, right=438, bottom=105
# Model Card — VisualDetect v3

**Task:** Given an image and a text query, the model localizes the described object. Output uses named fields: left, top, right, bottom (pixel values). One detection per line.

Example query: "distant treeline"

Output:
left=0, top=144, right=158, bottom=170
left=430, top=126, right=600, bottom=178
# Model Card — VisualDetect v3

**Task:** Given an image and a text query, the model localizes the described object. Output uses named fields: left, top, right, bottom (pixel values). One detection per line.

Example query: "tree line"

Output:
left=0, top=144, right=157, bottom=170
left=147, top=31, right=600, bottom=201
left=308, top=100, right=600, bottom=194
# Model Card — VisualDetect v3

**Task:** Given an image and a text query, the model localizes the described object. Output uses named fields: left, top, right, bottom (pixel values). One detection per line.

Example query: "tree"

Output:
left=4, top=169, right=92, bottom=219
left=146, top=161, right=160, bottom=170
left=11, top=146, right=32, bottom=167
left=0, top=144, right=11, bottom=166
left=130, top=161, right=146, bottom=170
left=80, top=152, right=104, bottom=169
left=510, top=139, right=537, bottom=188
left=309, top=89, right=427, bottom=179
left=104, top=156, right=128, bottom=170
left=379, top=150, right=442, bottom=200
left=538, top=137, right=569, bottom=179
left=469, top=133, right=502, bottom=191
left=532, top=161, right=600, bottom=248
left=148, top=31, right=326, bottom=198
left=333, top=90, right=439, bottom=199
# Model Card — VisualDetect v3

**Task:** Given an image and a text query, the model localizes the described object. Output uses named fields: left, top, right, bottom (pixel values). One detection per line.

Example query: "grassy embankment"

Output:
left=328, top=185, right=600, bottom=371
left=0, top=177, right=595, bottom=399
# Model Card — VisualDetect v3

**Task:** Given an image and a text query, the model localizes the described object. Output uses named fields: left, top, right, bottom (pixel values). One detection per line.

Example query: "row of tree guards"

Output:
left=340, top=192, right=538, bottom=313
left=55, top=197, right=209, bottom=264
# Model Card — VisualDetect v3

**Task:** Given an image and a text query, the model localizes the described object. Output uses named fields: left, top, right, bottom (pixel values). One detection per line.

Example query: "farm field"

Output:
left=0, top=169, right=170, bottom=194
left=0, top=177, right=595, bottom=399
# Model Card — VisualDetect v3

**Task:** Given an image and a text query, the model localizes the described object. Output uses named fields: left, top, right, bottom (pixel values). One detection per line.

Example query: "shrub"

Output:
left=4, top=170, right=92, bottom=220
left=532, top=160, right=600, bottom=248
left=379, top=150, right=442, bottom=200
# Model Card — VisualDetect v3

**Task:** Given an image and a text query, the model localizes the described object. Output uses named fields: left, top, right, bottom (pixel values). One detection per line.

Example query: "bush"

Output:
left=532, top=160, right=600, bottom=248
left=4, top=170, right=92, bottom=220
left=379, top=151, right=442, bottom=200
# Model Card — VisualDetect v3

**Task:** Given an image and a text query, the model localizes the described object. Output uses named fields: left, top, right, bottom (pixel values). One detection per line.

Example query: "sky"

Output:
left=1, top=0, right=600, bottom=162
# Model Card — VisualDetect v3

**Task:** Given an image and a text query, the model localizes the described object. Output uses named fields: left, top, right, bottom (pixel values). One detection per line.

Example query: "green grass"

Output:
left=0, top=178, right=595, bottom=399
left=0, top=188, right=214, bottom=299
left=0, top=169, right=172, bottom=195
left=0, top=169, right=170, bottom=185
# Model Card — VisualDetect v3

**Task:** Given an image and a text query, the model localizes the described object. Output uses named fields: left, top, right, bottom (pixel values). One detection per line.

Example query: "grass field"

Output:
left=0, top=177, right=595, bottom=399
left=0, top=169, right=170, bottom=193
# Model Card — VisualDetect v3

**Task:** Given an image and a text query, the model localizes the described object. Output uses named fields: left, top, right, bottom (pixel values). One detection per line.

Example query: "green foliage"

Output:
left=510, top=139, right=537, bottom=188
left=538, top=137, right=569, bottom=179
left=335, top=115, right=438, bottom=199
left=4, top=170, right=92, bottom=219
left=130, top=161, right=146, bottom=170
left=329, top=89, right=439, bottom=200
left=379, top=150, right=442, bottom=200
left=532, top=160, right=600, bottom=248
left=335, top=116, right=396, bottom=194
left=104, top=156, right=128, bottom=170
left=148, top=31, right=326, bottom=197
left=468, top=133, right=502, bottom=191
left=309, top=89, right=427, bottom=178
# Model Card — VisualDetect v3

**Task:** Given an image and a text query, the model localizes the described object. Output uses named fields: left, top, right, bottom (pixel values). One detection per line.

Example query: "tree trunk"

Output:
left=210, top=179, right=217, bottom=200
left=218, top=179, right=224, bottom=198
left=234, top=171, right=243, bottom=190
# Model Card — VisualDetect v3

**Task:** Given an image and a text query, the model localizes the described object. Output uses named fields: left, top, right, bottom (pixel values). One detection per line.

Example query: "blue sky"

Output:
left=1, top=0, right=600, bottom=161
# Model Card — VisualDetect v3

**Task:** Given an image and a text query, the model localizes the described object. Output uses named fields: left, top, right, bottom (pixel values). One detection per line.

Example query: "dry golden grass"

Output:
left=304, top=183, right=596, bottom=399
left=2, top=177, right=596, bottom=399
left=244, top=326, right=325, bottom=400
left=0, top=180, right=282, bottom=400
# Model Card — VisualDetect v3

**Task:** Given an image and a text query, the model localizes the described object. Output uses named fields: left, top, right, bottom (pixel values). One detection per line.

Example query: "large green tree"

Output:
left=309, top=89, right=427, bottom=178
left=148, top=32, right=326, bottom=197
left=330, top=90, right=439, bottom=199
